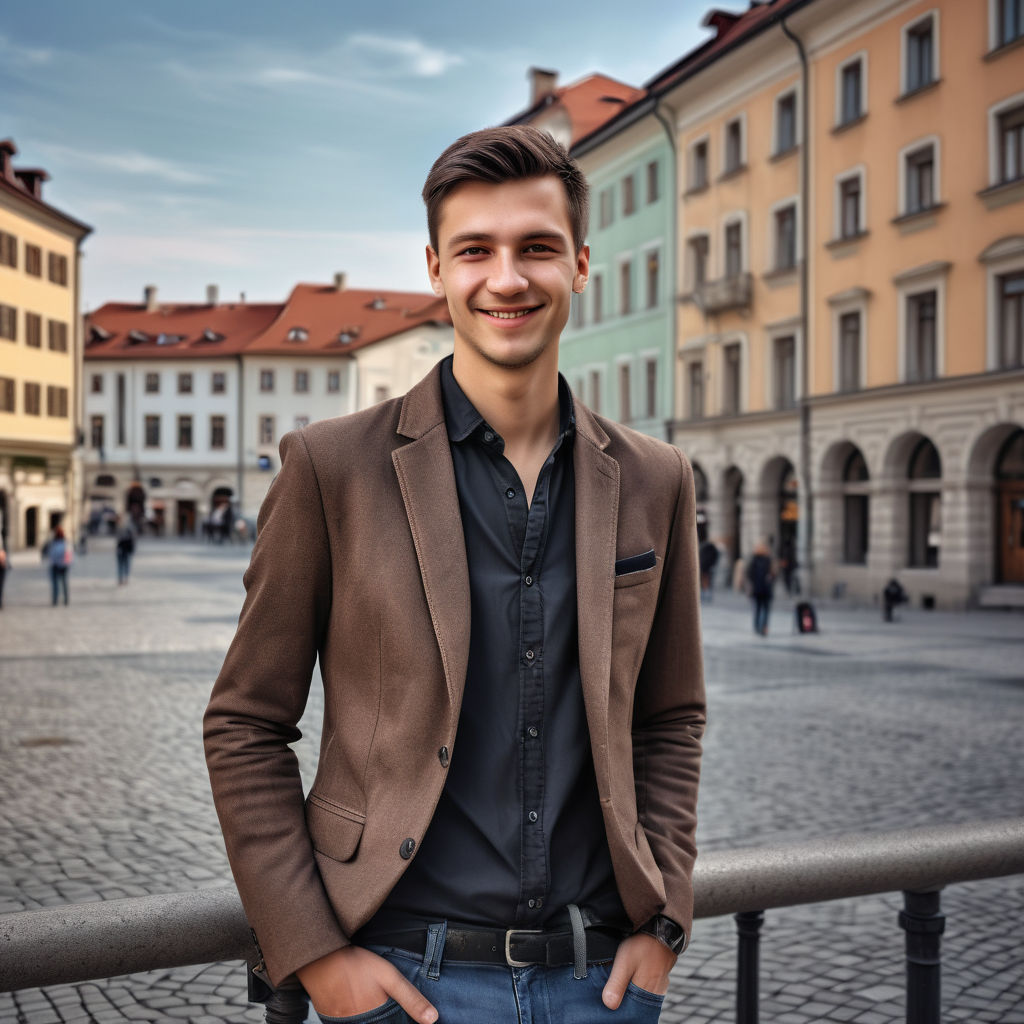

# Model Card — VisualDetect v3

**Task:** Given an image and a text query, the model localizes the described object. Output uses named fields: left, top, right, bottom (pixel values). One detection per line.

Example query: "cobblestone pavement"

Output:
left=1, top=538, right=1022, bottom=1023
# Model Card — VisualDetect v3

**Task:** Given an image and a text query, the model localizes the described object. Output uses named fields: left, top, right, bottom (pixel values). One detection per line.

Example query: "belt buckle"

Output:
left=504, top=928, right=544, bottom=968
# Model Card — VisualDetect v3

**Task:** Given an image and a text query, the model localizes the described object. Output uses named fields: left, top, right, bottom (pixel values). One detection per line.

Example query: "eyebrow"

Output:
left=445, top=230, right=568, bottom=251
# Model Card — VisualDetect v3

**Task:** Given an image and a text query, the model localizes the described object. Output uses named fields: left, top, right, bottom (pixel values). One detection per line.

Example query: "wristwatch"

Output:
left=638, top=914, right=687, bottom=954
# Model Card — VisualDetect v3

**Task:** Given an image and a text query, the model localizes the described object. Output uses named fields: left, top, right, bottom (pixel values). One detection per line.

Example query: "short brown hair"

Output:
left=422, top=125, right=590, bottom=254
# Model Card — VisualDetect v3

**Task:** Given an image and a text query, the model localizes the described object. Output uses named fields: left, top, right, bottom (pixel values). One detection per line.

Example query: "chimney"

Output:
left=0, top=139, right=17, bottom=182
left=144, top=285, right=158, bottom=312
left=334, top=272, right=347, bottom=291
left=206, top=284, right=219, bottom=306
left=14, top=168, right=49, bottom=199
left=529, top=67, right=558, bottom=106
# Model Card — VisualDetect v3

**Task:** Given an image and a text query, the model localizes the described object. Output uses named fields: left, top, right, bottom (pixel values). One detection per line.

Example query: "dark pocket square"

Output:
left=614, top=549, right=656, bottom=576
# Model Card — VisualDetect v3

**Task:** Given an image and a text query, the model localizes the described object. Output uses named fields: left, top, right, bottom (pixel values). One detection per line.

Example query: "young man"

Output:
left=204, top=125, right=705, bottom=1023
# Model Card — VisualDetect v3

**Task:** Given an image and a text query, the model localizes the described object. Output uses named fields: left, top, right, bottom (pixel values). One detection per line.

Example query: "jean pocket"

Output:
left=624, top=980, right=666, bottom=1007
left=317, top=997, right=410, bottom=1023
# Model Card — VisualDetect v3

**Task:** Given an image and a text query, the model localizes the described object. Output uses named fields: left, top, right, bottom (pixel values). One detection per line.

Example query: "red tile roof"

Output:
left=85, top=283, right=451, bottom=361
left=505, top=73, right=647, bottom=146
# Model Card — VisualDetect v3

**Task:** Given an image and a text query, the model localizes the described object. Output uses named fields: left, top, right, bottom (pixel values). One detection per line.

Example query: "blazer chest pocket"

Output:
left=306, top=795, right=365, bottom=863
left=614, top=548, right=659, bottom=589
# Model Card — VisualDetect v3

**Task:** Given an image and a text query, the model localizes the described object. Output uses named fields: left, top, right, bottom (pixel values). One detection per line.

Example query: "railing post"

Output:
left=899, top=889, right=945, bottom=1024
left=735, top=909, right=764, bottom=1024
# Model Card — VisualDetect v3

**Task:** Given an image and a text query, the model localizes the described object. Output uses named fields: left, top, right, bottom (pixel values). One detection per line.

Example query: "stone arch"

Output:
left=691, top=461, right=709, bottom=541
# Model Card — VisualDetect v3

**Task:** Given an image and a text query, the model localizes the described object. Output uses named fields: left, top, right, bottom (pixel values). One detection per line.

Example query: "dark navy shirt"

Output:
left=361, top=357, right=626, bottom=936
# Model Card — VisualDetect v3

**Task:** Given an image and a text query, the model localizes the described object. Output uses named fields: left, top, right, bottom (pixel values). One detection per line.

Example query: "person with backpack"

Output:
left=745, top=541, right=775, bottom=636
left=47, top=527, right=72, bottom=606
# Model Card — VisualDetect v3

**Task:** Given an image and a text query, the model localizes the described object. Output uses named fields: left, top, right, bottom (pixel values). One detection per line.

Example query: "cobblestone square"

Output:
left=1, top=538, right=1021, bottom=1022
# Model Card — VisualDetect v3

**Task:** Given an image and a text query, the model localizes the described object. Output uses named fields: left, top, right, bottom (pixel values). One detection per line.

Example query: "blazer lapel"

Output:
left=392, top=368, right=471, bottom=709
left=573, top=404, right=619, bottom=793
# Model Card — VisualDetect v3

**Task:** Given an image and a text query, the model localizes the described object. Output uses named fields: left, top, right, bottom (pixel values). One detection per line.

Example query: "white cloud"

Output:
left=34, top=142, right=214, bottom=185
left=0, top=32, right=54, bottom=66
left=346, top=34, right=464, bottom=77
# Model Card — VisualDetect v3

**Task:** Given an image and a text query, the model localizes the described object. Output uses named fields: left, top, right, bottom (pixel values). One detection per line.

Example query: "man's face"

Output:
left=426, top=175, right=588, bottom=372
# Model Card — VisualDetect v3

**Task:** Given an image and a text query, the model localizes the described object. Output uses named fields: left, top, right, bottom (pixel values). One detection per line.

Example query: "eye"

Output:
left=524, top=243, right=555, bottom=254
left=457, top=245, right=488, bottom=256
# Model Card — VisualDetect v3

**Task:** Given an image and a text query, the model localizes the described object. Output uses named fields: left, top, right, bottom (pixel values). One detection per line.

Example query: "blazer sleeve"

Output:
left=632, top=446, right=706, bottom=948
left=203, top=429, right=348, bottom=986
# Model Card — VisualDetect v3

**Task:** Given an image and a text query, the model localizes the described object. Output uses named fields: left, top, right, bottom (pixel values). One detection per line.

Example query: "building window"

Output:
left=47, top=320, right=68, bottom=352
left=0, top=377, right=14, bottom=412
left=998, top=271, right=1024, bottom=368
left=47, top=252, right=68, bottom=286
left=259, top=415, right=275, bottom=445
left=907, top=290, right=938, bottom=382
left=177, top=372, right=192, bottom=394
left=24, top=381, right=41, bottom=415
left=0, top=231, right=16, bottom=268
left=295, top=369, right=309, bottom=393
left=774, top=204, right=797, bottom=271
left=724, top=118, right=743, bottom=174
left=145, top=415, right=161, bottom=448
left=773, top=336, right=796, bottom=409
left=998, top=103, right=1024, bottom=185
left=260, top=369, right=275, bottom=393
left=26, top=312, right=41, bottom=348
left=725, top=222, right=743, bottom=279
left=116, top=374, right=126, bottom=444
left=599, top=188, right=613, bottom=229
left=287, top=326, right=308, bottom=342
left=838, top=173, right=863, bottom=238
left=619, top=260, right=633, bottom=316
left=90, top=373, right=103, bottom=394
left=644, top=358, right=657, bottom=419
left=588, top=370, right=602, bottom=414
left=904, top=143, right=936, bottom=213
left=592, top=274, right=604, bottom=323
left=842, top=448, right=870, bottom=565
left=689, top=235, right=709, bottom=289
left=904, top=14, right=936, bottom=95
left=25, top=244, right=41, bottom=277
left=210, top=415, right=226, bottom=450
left=618, top=363, right=632, bottom=423
left=646, top=160, right=660, bottom=204
left=177, top=414, right=193, bottom=449
left=997, top=0, right=1024, bottom=46
left=145, top=372, right=160, bottom=394
left=775, top=92, right=797, bottom=154
left=622, top=174, right=636, bottom=217
left=690, top=139, right=709, bottom=190
left=908, top=438, right=941, bottom=568
left=687, top=360, right=704, bottom=420
left=211, top=372, right=226, bottom=394
left=46, top=385, right=68, bottom=418
left=722, top=342, right=741, bottom=415
left=0, top=304, right=15, bottom=340
left=839, top=311, right=862, bottom=391
left=839, top=57, right=865, bottom=125
left=327, top=370, right=341, bottom=393
left=646, top=250, right=660, bottom=309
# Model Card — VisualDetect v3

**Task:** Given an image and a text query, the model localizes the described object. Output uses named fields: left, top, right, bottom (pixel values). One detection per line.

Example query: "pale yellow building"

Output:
left=0, top=139, right=92, bottom=550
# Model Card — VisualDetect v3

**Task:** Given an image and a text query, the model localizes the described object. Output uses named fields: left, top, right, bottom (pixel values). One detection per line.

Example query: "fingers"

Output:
left=381, top=961, right=438, bottom=1024
left=601, top=945, right=635, bottom=1010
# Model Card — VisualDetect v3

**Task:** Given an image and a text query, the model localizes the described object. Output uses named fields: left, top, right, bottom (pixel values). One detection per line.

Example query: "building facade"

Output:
left=0, top=139, right=92, bottom=550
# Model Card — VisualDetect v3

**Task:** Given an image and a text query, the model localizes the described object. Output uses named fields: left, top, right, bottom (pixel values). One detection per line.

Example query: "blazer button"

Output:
left=438, top=746, right=450, bottom=767
left=400, top=838, right=416, bottom=860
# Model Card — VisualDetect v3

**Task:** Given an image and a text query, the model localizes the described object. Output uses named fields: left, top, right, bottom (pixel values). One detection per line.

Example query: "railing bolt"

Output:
left=735, top=909, right=764, bottom=1024
left=899, top=889, right=945, bottom=1024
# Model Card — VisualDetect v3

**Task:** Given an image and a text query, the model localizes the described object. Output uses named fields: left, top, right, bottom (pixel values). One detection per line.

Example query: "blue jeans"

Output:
left=50, top=565, right=68, bottom=605
left=315, top=929, right=664, bottom=1024
left=117, top=550, right=132, bottom=583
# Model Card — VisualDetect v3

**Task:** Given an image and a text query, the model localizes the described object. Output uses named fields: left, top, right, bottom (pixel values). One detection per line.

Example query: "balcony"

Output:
left=692, top=272, right=753, bottom=314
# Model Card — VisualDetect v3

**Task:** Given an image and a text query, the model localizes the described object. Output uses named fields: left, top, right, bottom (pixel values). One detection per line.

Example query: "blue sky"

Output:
left=1, top=1, right=709, bottom=310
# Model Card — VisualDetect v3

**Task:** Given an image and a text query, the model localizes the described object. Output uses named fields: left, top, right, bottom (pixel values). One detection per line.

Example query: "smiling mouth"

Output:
left=480, top=306, right=541, bottom=320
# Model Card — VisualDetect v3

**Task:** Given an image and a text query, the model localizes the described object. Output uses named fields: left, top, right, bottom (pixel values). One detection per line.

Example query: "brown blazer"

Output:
left=203, top=363, right=706, bottom=987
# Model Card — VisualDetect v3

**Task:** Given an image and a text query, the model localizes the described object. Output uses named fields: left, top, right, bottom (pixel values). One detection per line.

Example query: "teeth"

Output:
left=488, top=309, right=531, bottom=319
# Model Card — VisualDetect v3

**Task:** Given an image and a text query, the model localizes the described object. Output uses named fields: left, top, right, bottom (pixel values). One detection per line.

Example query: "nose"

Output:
left=487, top=251, right=529, bottom=295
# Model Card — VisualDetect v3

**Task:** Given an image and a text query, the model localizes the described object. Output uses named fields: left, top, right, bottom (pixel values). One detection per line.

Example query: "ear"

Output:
left=426, top=244, right=444, bottom=297
left=572, top=243, right=590, bottom=294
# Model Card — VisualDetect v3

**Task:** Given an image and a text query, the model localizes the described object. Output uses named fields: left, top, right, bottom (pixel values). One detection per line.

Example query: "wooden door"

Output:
left=999, top=483, right=1024, bottom=583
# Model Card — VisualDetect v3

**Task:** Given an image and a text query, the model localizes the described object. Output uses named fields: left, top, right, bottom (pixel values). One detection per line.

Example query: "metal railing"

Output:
left=1, top=818, right=1022, bottom=1023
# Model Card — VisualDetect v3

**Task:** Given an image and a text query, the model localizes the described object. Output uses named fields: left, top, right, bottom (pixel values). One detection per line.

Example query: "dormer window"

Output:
left=128, top=329, right=150, bottom=345
left=87, top=325, right=112, bottom=345
left=156, top=333, right=183, bottom=346
left=337, top=326, right=361, bottom=344
left=370, top=297, right=386, bottom=310
left=202, top=328, right=225, bottom=343
left=287, top=326, right=308, bottom=342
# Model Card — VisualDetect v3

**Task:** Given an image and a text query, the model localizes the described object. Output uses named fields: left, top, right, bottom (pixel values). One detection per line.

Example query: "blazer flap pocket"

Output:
left=306, top=796, right=365, bottom=863
left=615, top=548, right=657, bottom=577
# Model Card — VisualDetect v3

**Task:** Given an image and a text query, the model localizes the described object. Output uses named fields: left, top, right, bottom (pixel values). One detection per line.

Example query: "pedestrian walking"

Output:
left=746, top=541, right=775, bottom=636
left=116, top=519, right=135, bottom=584
left=47, top=526, right=72, bottom=606
left=205, top=125, right=705, bottom=1024
left=699, top=538, right=719, bottom=602
left=0, top=545, right=8, bottom=609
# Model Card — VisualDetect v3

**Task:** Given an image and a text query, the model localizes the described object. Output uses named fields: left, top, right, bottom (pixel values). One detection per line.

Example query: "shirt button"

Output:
left=527, top=726, right=539, bottom=738
left=400, top=838, right=416, bottom=860
left=525, top=649, right=535, bottom=661
left=528, top=899, right=536, bottom=909
left=483, top=431, right=495, bottom=443
left=506, top=487, right=516, bottom=499
left=524, top=575, right=533, bottom=586
left=438, top=746, right=450, bottom=767
left=535, top=898, right=544, bottom=909
left=528, top=810, right=538, bottom=823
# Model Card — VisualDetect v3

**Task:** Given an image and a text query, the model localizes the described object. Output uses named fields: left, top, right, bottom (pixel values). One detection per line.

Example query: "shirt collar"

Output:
left=440, top=354, right=576, bottom=446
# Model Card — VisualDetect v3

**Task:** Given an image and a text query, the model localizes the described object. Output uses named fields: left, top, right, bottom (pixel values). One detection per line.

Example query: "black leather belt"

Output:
left=370, top=925, right=622, bottom=968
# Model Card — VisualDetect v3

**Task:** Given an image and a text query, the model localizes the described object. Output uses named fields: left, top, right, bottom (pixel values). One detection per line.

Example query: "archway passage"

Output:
left=692, top=462, right=709, bottom=542
left=997, top=429, right=1024, bottom=583
left=126, top=484, right=146, bottom=528
left=723, top=466, right=744, bottom=567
